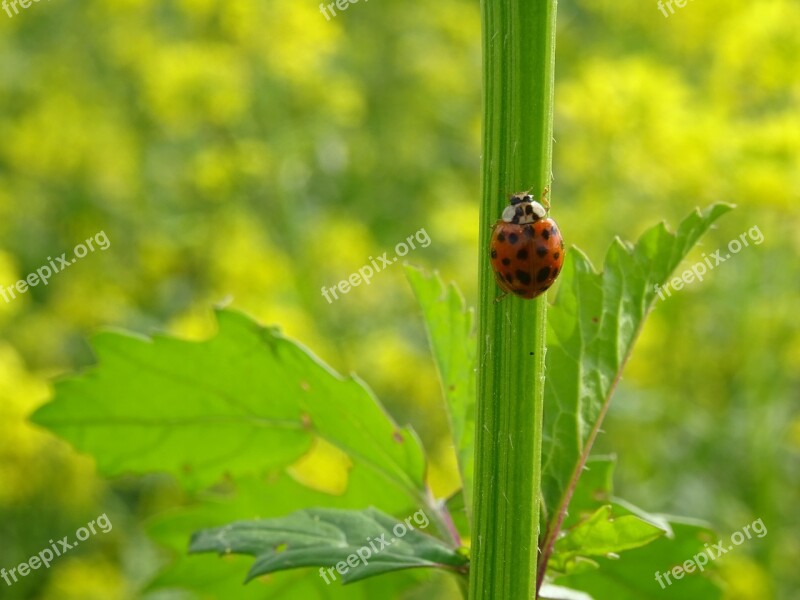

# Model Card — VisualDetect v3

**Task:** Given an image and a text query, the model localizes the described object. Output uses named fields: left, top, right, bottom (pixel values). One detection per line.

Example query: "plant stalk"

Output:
left=469, top=1, right=558, bottom=599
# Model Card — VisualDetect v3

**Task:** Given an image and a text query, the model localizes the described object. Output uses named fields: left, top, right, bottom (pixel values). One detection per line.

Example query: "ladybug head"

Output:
left=502, top=193, right=547, bottom=224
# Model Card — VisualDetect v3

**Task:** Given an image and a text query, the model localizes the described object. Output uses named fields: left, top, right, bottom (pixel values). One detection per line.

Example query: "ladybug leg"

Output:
left=494, top=291, right=509, bottom=303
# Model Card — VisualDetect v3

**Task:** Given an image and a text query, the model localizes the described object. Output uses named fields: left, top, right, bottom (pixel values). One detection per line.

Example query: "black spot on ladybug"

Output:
left=498, top=233, right=507, bottom=243
left=508, top=233, right=519, bottom=244
left=553, top=252, right=560, bottom=260
left=502, top=258, right=511, bottom=266
left=552, top=268, right=559, bottom=277
left=537, top=267, right=551, bottom=282
left=516, top=270, right=532, bottom=285
left=517, top=248, right=528, bottom=260
left=504, top=272, right=514, bottom=283
left=539, top=283, right=552, bottom=292
left=491, top=248, right=497, bottom=259
left=542, top=228, right=551, bottom=240
left=524, top=225, right=535, bottom=238
left=536, top=246, right=548, bottom=257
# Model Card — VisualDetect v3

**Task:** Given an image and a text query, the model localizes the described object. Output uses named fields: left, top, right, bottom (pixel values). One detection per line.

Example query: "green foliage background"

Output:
left=0, top=0, right=797, bottom=598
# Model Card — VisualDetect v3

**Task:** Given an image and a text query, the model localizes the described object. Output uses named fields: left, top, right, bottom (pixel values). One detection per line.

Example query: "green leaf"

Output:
left=541, top=204, right=733, bottom=518
left=405, top=266, right=476, bottom=516
left=153, top=554, right=427, bottom=600
left=537, top=205, right=732, bottom=592
left=189, top=507, right=469, bottom=585
left=146, top=471, right=427, bottom=598
left=545, top=454, right=720, bottom=600
left=32, top=309, right=427, bottom=502
left=557, top=520, right=722, bottom=600
left=549, top=505, right=665, bottom=575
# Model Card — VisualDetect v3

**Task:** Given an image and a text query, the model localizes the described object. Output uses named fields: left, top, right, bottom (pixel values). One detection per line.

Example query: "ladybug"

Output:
left=489, top=192, right=565, bottom=299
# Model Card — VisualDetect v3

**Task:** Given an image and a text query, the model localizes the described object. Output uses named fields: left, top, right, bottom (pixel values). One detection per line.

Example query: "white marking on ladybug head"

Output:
left=501, top=205, right=517, bottom=222
left=530, top=201, right=546, bottom=219
left=503, top=200, right=547, bottom=224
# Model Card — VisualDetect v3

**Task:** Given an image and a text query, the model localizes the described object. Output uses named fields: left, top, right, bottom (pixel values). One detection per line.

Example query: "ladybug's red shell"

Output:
left=490, top=196, right=565, bottom=299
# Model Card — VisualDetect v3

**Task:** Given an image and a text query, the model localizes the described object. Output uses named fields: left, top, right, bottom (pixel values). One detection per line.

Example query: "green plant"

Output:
left=32, top=205, right=730, bottom=599
left=28, top=2, right=739, bottom=599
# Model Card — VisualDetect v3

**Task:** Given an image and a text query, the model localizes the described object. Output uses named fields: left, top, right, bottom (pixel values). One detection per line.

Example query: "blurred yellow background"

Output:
left=0, top=0, right=797, bottom=598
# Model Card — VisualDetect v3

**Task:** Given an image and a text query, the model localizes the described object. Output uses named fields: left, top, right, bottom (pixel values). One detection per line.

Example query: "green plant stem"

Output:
left=469, top=1, right=558, bottom=599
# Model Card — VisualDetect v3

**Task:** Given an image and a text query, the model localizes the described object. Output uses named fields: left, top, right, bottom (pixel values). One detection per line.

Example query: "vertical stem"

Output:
left=470, top=1, right=558, bottom=599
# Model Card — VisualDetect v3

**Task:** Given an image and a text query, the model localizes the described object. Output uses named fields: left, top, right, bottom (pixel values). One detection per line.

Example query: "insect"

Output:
left=489, top=191, right=565, bottom=299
